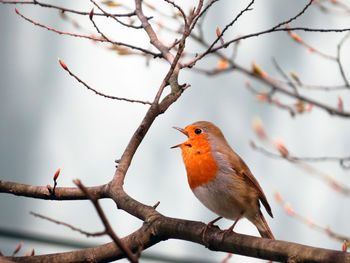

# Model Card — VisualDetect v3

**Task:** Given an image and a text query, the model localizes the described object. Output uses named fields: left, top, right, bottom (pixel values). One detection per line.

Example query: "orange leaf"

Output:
left=284, top=203, right=294, bottom=216
left=274, top=191, right=283, bottom=203
left=304, top=217, right=313, bottom=226
left=307, top=103, right=313, bottom=112
left=296, top=100, right=305, bottom=113
left=252, top=118, right=266, bottom=138
left=217, top=59, right=229, bottom=70
left=102, top=1, right=121, bottom=7
left=274, top=139, right=289, bottom=158
left=256, top=91, right=267, bottom=102
left=289, top=32, right=304, bottom=44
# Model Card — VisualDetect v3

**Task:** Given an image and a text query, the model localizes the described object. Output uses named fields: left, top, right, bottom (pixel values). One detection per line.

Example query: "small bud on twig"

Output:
left=274, top=139, right=289, bottom=158
left=252, top=118, right=267, bottom=139
left=58, top=58, right=68, bottom=71
left=15, top=8, right=19, bottom=14
left=12, top=242, right=23, bottom=256
left=274, top=191, right=283, bottom=203
left=252, top=62, right=268, bottom=79
left=89, top=8, right=94, bottom=20
left=53, top=168, right=61, bottom=181
left=338, top=96, right=344, bottom=112
left=216, top=26, right=224, bottom=45
left=284, top=203, right=295, bottom=216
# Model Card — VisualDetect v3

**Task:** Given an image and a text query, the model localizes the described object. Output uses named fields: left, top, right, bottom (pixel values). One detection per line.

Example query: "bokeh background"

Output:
left=1, top=0, right=350, bottom=262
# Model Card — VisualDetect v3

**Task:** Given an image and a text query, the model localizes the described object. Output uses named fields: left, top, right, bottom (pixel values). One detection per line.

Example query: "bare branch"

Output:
left=15, top=9, right=160, bottom=58
left=58, top=58, right=152, bottom=105
left=74, top=179, right=139, bottom=263
left=90, top=0, right=142, bottom=29
left=183, top=0, right=350, bottom=68
left=1, top=0, right=137, bottom=17
left=30, top=211, right=106, bottom=237
left=336, top=32, right=350, bottom=88
left=0, top=180, right=107, bottom=200
left=3, top=213, right=350, bottom=262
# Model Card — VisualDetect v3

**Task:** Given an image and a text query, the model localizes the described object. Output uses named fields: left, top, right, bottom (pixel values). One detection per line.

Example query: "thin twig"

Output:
left=14, top=8, right=161, bottom=58
left=73, top=179, right=139, bottom=263
left=1, top=0, right=136, bottom=17
left=275, top=192, right=350, bottom=242
left=30, top=211, right=106, bottom=237
left=90, top=0, right=143, bottom=29
left=183, top=0, right=350, bottom=68
left=58, top=58, right=152, bottom=105
left=206, top=0, right=254, bottom=55
left=272, top=57, right=299, bottom=95
left=336, top=32, right=350, bottom=88
left=250, top=141, right=350, bottom=195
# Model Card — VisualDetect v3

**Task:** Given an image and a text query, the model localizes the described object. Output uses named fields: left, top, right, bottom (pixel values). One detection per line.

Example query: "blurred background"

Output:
left=1, top=0, right=350, bottom=262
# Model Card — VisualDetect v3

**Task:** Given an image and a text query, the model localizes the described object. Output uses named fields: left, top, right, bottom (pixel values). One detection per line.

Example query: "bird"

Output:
left=171, top=121, right=274, bottom=240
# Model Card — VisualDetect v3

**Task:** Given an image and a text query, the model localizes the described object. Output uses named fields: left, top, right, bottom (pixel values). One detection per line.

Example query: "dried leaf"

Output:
left=256, top=91, right=267, bottom=102
left=110, top=45, right=133, bottom=55
left=102, top=1, right=121, bottom=7
left=252, top=118, right=266, bottom=138
left=274, top=191, right=283, bottom=203
left=274, top=139, right=289, bottom=158
left=304, top=217, right=313, bottom=226
left=252, top=62, right=268, bottom=78
left=284, top=203, right=294, bottom=216
left=217, top=59, right=229, bottom=70
left=289, top=71, right=301, bottom=84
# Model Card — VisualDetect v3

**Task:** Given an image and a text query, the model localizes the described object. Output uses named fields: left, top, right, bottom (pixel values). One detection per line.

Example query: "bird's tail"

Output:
left=253, top=213, right=275, bottom=239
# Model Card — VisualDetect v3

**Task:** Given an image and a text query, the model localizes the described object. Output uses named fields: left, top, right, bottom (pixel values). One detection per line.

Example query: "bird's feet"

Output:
left=201, top=216, right=222, bottom=247
left=217, top=213, right=243, bottom=242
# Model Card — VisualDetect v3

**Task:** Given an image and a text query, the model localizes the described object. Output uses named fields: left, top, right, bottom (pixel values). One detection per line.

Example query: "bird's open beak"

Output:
left=171, top=126, right=188, bottom=149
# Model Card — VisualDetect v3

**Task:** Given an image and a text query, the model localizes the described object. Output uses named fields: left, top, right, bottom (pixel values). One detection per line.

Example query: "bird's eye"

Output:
left=194, top=128, right=202, bottom=134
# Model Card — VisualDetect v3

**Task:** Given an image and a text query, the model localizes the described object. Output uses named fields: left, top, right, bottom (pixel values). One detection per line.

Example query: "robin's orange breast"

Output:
left=181, top=137, right=218, bottom=189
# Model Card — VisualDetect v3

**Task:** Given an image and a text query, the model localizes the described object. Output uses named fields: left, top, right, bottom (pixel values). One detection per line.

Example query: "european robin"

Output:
left=172, top=121, right=274, bottom=239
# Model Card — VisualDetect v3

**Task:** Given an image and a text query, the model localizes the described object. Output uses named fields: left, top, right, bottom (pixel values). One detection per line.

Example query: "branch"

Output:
left=58, top=58, right=152, bottom=105
left=0, top=180, right=107, bottom=200
left=73, top=179, right=139, bottom=263
left=14, top=8, right=160, bottom=57
left=1, top=0, right=137, bottom=17
left=30, top=211, right=106, bottom=237
left=336, top=32, right=350, bottom=88
left=183, top=0, right=350, bottom=68
left=90, top=0, right=143, bottom=29
left=3, top=211, right=350, bottom=262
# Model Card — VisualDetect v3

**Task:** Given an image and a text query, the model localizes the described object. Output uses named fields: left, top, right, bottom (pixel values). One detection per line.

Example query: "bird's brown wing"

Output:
left=227, top=150, right=273, bottom=218
left=240, top=168, right=273, bottom=218
left=214, top=149, right=273, bottom=218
